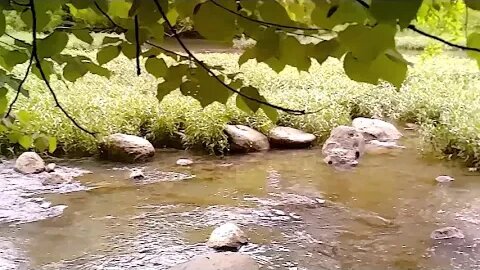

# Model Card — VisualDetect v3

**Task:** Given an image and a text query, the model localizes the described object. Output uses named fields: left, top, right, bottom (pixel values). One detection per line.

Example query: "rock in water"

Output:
left=322, top=126, right=365, bottom=168
left=268, top=126, right=316, bottom=149
left=45, top=163, right=56, bottom=173
left=224, top=125, right=269, bottom=153
left=435, top=175, right=455, bottom=183
left=207, top=223, right=248, bottom=250
left=176, top=158, right=193, bottom=166
left=42, top=173, right=73, bottom=185
left=14, top=152, right=45, bottom=174
left=430, top=227, right=465, bottom=240
left=99, top=134, right=155, bottom=163
left=170, top=253, right=259, bottom=270
left=352, top=118, right=402, bottom=142
left=129, top=169, right=145, bottom=180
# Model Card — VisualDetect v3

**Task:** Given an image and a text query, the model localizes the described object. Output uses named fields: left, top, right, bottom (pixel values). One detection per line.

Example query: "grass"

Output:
left=3, top=33, right=480, bottom=167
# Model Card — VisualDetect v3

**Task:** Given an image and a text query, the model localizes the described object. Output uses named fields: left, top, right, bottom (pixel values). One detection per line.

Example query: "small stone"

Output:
left=43, top=173, right=72, bottom=185
left=271, top=209, right=287, bottom=216
left=404, top=123, right=419, bottom=130
left=176, top=158, right=193, bottom=166
left=224, top=125, right=270, bottom=153
left=430, top=227, right=465, bottom=240
left=207, top=223, right=248, bottom=250
left=435, top=175, right=455, bottom=183
left=99, top=133, right=155, bottom=163
left=129, top=169, right=145, bottom=180
left=45, top=163, right=56, bottom=173
left=315, top=198, right=326, bottom=204
left=289, top=213, right=302, bottom=221
left=468, top=167, right=478, bottom=172
left=15, top=152, right=45, bottom=174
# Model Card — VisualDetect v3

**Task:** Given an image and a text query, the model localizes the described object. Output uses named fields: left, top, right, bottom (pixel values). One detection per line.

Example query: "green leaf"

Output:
left=278, top=36, right=311, bottom=72
left=311, top=0, right=367, bottom=29
left=34, top=136, right=49, bottom=152
left=467, top=33, right=480, bottom=67
left=32, top=59, right=55, bottom=80
left=343, top=51, right=407, bottom=88
left=103, top=36, right=123, bottom=45
left=0, top=11, right=5, bottom=37
left=125, top=27, right=148, bottom=44
left=121, top=42, right=137, bottom=59
left=37, top=32, right=69, bottom=59
left=0, top=87, right=8, bottom=114
left=258, top=0, right=294, bottom=26
left=308, top=38, right=345, bottom=64
left=48, top=137, right=57, bottom=153
left=128, top=0, right=142, bottom=17
left=370, top=0, right=422, bottom=28
left=180, top=69, right=231, bottom=107
left=18, top=135, right=33, bottom=149
left=0, top=48, right=29, bottom=71
left=63, top=58, right=88, bottom=82
left=145, top=57, right=168, bottom=78
left=175, top=0, right=202, bottom=17
left=85, top=63, right=111, bottom=78
left=156, top=64, right=189, bottom=102
left=236, top=86, right=262, bottom=113
left=72, top=29, right=94, bottom=44
left=16, top=110, right=31, bottom=124
left=261, top=105, right=279, bottom=123
left=465, top=0, right=480, bottom=10
left=194, top=0, right=237, bottom=41
left=338, top=24, right=396, bottom=61
left=97, top=45, right=121, bottom=65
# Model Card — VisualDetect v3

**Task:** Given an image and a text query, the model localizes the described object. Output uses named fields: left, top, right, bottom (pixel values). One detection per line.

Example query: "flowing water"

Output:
left=1, top=132, right=480, bottom=270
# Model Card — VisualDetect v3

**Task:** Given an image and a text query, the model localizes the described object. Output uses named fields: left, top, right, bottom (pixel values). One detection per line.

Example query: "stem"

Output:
left=134, top=15, right=141, bottom=76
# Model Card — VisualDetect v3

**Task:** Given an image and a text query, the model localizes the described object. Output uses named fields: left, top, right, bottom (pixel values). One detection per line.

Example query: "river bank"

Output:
left=1, top=35, right=480, bottom=168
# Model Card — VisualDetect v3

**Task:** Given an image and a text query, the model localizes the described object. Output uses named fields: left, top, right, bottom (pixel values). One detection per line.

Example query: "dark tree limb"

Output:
left=5, top=52, right=34, bottom=117
left=134, top=15, right=141, bottom=76
left=29, top=0, right=95, bottom=136
left=152, top=0, right=308, bottom=115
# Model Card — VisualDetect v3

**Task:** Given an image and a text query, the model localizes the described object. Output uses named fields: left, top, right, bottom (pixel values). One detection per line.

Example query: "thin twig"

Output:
left=29, top=0, right=95, bottom=136
left=355, top=0, right=480, bottom=53
left=209, top=0, right=325, bottom=32
left=152, top=0, right=307, bottom=115
left=134, top=15, right=141, bottom=75
left=5, top=52, right=34, bottom=117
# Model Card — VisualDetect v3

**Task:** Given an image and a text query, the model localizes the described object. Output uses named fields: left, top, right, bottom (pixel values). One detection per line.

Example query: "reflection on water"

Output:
left=1, top=135, right=480, bottom=269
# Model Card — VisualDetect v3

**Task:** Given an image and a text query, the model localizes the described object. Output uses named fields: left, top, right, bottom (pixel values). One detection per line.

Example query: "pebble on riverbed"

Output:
left=430, top=227, right=465, bottom=240
left=176, top=158, right=193, bottom=166
left=435, top=175, right=455, bottom=183
left=129, top=169, right=145, bottom=180
left=45, top=163, right=56, bottom=173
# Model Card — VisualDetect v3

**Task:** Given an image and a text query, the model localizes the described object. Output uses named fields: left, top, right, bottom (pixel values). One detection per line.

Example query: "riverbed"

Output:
left=1, top=133, right=480, bottom=270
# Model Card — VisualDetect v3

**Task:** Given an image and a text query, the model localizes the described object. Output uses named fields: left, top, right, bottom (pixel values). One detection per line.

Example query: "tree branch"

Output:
left=152, top=0, right=307, bottom=115
left=5, top=52, right=34, bottom=117
left=134, top=15, right=141, bottom=76
left=354, top=0, right=480, bottom=53
left=29, top=0, right=95, bottom=136
left=209, top=0, right=327, bottom=32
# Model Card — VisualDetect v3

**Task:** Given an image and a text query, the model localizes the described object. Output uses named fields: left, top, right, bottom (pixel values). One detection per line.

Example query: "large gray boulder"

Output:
left=225, top=125, right=269, bottom=153
left=99, top=134, right=155, bottom=163
left=352, top=118, right=402, bottom=142
left=207, top=223, right=248, bottom=250
left=170, top=253, right=259, bottom=270
left=322, top=126, right=365, bottom=168
left=268, top=126, right=316, bottom=148
left=14, top=152, right=45, bottom=174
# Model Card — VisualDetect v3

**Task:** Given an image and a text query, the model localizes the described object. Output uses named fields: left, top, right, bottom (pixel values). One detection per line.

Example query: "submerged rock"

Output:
left=129, top=169, right=145, bottom=180
left=42, top=172, right=73, bottom=185
left=365, top=140, right=406, bottom=154
left=268, top=126, right=316, bottom=149
left=207, top=223, right=248, bottom=250
left=14, top=152, right=45, bottom=174
left=45, top=163, right=56, bottom=173
left=224, top=125, right=269, bottom=153
left=176, top=158, right=193, bottom=166
left=100, top=133, right=155, bottom=163
left=435, top=175, right=455, bottom=183
left=431, top=227, right=465, bottom=240
left=170, top=253, right=259, bottom=270
left=352, top=118, right=402, bottom=142
left=322, top=126, right=365, bottom=168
